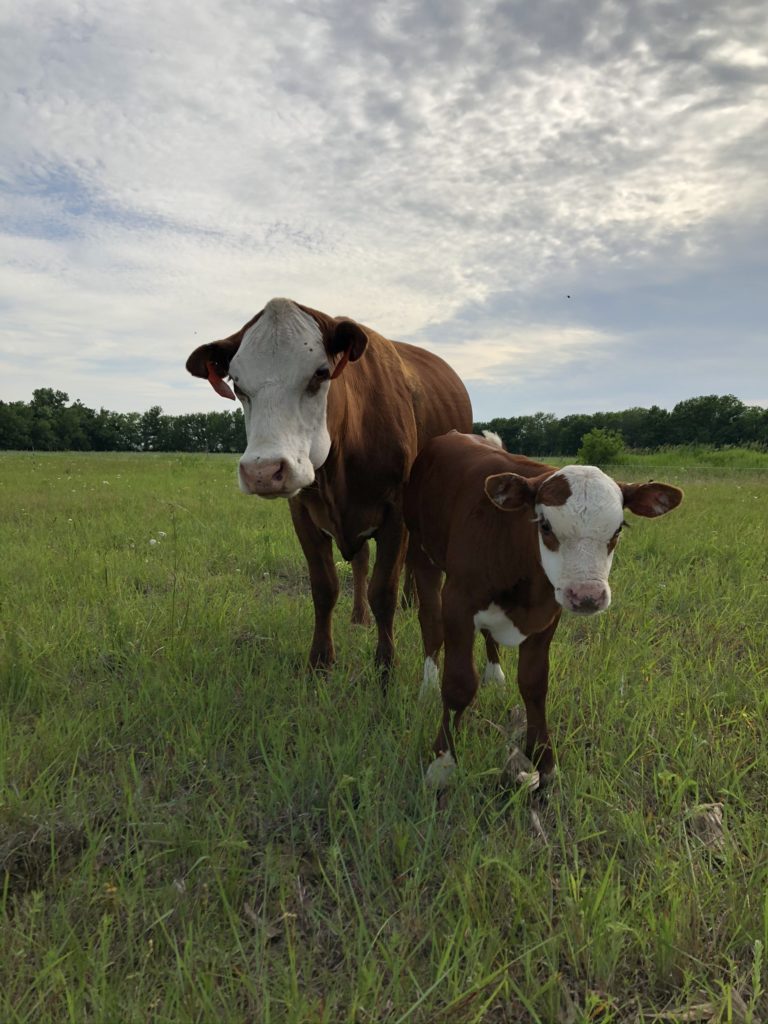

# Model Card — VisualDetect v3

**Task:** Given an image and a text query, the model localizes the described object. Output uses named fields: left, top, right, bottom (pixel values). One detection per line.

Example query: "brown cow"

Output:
left=403, top=431, right=683, bottom=786
left=186, top=298, right=472, bottom=679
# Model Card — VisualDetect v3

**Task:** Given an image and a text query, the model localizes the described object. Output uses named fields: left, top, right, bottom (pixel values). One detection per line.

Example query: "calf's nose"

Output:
left=564, top=584, right=610, bottom=614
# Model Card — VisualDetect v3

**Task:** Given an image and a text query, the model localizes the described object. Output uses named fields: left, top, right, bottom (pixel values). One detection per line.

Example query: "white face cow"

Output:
left=231, top=301, right=332, bottom=496
left=187, top=298, right=367, bottom=498
left=485, top=465, right=683, bottom=614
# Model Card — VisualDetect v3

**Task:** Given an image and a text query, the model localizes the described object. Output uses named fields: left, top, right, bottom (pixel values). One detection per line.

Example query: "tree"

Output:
left=669, top=395, right=746, bottom=447
left=577, top=428, right=625, bottom=467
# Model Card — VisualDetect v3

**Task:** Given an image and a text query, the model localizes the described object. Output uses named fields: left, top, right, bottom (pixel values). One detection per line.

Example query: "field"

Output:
left=2, top=450, right=767, bottom=1023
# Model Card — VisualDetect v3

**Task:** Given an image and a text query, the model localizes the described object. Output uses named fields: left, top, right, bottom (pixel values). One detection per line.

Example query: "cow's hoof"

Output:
left=482, top=662, right=506, bottom=687
left=418, top=657, right=440, bottom=700
left=425, top=751, right=456, bottom=790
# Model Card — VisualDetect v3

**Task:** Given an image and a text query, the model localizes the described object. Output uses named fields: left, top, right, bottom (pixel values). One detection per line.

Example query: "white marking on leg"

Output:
left=419, top=656, right=440, bottom=700
left=473, top=604, right=527, bottom=648
left=425, top=750, right=456, bottom=790
left=482, top=661, right=506, bottom=686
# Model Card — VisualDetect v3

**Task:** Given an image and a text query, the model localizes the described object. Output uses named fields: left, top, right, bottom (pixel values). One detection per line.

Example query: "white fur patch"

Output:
left=419, top=656, right=440, bottom=700
left=481, top=430, right=503, bottom=448
left=473, top=604, right=527, bottom=648
left=536, top=465, right=623, bottom=611
left=231, top=299, right=333, bottom=495
left=482, top=661, right=506, bottom=686
left=425, top=750, right=456, bottom=790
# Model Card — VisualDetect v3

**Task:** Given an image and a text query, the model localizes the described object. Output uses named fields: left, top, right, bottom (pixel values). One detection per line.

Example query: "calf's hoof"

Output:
left=482, top=662, right=506, bottom=687
left=506, top=745, right=541, bottom=791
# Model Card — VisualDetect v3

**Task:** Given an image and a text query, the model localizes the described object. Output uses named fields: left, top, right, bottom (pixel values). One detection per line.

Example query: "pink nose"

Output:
left=239, top=459, right=286, bottom=495
left=564, top=584, right=610, bottom=614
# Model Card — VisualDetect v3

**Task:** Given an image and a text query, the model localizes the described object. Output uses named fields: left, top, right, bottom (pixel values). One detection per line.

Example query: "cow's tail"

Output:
left=481, top=430, right=504, bottom=449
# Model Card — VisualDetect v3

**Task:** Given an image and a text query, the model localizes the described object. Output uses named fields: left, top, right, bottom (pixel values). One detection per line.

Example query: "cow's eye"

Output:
left=539, top=518, right=552, bottom=535
left=306, top=367, right=331, bottom=396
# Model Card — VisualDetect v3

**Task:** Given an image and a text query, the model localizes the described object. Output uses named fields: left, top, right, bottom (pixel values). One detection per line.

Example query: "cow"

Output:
left=186, top=298, right=472, bottom=679
left=403, top=430, right=683, bottom=787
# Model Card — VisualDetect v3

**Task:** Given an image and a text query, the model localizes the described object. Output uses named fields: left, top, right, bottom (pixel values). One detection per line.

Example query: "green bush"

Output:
left=577, top=427, right=625, bottom=466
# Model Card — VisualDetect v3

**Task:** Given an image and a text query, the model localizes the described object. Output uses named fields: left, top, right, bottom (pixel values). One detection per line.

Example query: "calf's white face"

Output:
left=485, top=465, right=683, bottom=615
left=229, top=300, right=334, bottom=497
left=534, top=466, right=624, bottom=613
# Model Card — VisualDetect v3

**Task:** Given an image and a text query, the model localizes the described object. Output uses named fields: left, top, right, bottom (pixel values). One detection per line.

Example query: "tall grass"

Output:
left=1, top=451, right=767, bottom=1022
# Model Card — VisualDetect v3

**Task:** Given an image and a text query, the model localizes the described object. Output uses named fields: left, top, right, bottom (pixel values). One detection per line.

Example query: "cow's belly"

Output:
left=473, top=603, right=527, bottom=647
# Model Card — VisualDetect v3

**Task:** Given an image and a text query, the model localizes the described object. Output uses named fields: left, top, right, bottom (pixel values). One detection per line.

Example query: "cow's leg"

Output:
left=516, top=616, right=560, bottom=780
left=350, top=543, right=371, bottom=626
left=407, top=539, right=444, bottom=699
left=481, top=629, right=505, bottom=686
left=367, top=509, right=408, bottom=682
left=401, top=565, right=418, bottom=610
left=289, top=500, right=339, bottom=670
left=425, top=583, right=477, bottom=788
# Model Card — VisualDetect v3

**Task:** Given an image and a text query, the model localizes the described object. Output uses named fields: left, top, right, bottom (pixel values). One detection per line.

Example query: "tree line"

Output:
left=476, top=394, right=768, bottom=455
left=1, top=389, right=766, bottom=454
left=0, top=389, right=244, bottom=452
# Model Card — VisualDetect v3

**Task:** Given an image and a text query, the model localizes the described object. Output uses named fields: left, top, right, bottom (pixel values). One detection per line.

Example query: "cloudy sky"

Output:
left=1, top=0, right=766, bottom=420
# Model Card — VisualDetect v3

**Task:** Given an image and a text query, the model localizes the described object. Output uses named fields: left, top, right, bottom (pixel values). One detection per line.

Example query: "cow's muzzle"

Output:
left=239, top=458, right=300, bottom=497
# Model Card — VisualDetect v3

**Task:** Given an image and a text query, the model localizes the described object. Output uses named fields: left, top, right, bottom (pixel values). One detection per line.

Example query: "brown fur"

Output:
left=187, top=301, right=472, bottom=678
left=404, top=432, right=683, bottom=777
left=404, top=433, right=565, bottom=775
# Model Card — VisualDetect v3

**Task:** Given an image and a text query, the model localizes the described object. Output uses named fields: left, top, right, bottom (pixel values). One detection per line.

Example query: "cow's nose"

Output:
left=239, top=459, right=287, bottom=495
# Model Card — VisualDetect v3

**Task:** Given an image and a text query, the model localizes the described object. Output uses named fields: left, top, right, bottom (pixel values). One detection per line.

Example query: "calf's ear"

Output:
left=620, top=481, right=684, bottom=518
left=484, top=472, right=534, bottom=511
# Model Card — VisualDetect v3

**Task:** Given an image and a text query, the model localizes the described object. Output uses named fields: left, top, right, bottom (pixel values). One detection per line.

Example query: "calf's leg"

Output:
left=432, top=583, right=478, bottom=756
left=406, top=538, right=444, bottom=698
left=289, top=499, right=340, bottom=670
left=516, top=616, right=560, bottom=780
left=481, top=629, right=505, bottom=686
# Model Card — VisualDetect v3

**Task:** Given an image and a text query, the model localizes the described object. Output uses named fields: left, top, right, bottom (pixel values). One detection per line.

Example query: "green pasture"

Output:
left=1, top=451, right=767, bottom=1023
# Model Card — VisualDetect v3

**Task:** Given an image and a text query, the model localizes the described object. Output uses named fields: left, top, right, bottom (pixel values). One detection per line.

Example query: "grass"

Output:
left=1, top=449, right=767, bottom=1023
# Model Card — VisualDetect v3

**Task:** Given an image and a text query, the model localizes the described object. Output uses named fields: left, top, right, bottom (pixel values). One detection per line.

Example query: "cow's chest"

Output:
left=299, top=488, right=384, bottom=561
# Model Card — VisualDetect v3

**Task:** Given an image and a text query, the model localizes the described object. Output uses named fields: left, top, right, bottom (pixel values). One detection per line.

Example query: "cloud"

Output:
left=0, top=0, right=766, bottom=417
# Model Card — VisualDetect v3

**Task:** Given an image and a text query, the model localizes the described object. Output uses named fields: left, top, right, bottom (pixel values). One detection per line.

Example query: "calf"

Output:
left=186, top=298, right=472, bottom=679
left=403, top=431, right=683, bottom=783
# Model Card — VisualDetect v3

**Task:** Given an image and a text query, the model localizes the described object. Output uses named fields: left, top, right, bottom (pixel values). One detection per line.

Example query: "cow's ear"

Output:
left=185, top=339, right=238, bottom=379
left=619, top=481, right=684, bottom=518
left=186, top=338, right=242, bottom=401
left=329, top=320, right=368, bottom=363
left=186, top=310, right=262, bottom=398
left=484, top=472, right=535, bottom=511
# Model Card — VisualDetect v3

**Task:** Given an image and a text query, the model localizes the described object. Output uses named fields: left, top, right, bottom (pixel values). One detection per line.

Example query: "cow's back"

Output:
left=393, top=341, right=473, bottom=447
left=326, top=333, right=472, bottom=500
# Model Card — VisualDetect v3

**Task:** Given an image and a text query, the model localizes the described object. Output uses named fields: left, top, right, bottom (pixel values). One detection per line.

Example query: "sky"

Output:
left=1, top=0, right=767, bottom=421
